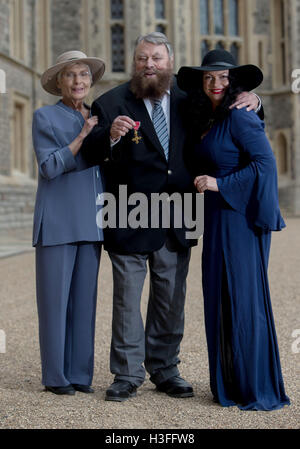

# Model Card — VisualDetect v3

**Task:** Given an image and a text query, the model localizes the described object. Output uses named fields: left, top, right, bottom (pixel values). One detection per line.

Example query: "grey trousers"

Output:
left=108, top=234, right=191, bottom=387
left=35, top=242, right=101, bottom=386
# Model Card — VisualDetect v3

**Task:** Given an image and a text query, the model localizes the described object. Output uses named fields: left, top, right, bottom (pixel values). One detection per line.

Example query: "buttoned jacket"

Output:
left=82, top=80, right=198, bottom=254
left=32, top=101, right=105, bottom=246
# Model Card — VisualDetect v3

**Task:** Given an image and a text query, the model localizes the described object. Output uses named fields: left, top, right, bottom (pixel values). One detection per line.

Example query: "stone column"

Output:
left=171, top=0, right=192, bottom=71
left=291, top=0, right=300, bottom=214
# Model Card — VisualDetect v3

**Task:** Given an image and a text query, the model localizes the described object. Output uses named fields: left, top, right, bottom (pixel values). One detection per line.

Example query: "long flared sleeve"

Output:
left=216, top=108, right=285, bottom=231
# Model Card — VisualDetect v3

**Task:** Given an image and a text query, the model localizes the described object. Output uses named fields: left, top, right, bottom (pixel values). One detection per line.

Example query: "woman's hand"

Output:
left=80, top=115, right=99, bottom=138
left=69, top=116, right=98, bottom=156
left=194, top=175, right=219, bottom=193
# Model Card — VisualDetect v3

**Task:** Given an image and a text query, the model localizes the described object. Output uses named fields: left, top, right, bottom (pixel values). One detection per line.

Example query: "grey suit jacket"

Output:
left=32, top=100, right=105, bottom=246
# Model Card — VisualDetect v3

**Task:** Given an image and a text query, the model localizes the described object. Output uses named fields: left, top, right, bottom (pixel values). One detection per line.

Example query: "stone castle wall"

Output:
left=0, top=0, right=299, bottom=233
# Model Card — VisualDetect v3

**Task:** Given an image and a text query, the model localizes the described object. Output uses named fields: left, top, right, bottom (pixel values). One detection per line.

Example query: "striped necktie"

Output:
left=152, top=98, right=169, bottom=160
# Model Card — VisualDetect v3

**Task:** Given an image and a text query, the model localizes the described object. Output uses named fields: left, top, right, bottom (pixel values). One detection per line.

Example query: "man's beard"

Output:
left=130, top=66, right=173, bottom=99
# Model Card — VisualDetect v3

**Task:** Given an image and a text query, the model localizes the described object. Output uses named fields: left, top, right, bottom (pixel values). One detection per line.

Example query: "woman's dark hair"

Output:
left=185, top=71, right=243, bottom=139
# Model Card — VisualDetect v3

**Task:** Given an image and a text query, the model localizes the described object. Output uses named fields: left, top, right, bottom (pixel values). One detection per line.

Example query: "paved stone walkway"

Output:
left=0, top=219, right=299, bottom=429
left=0, top=229, right=33, bottom=259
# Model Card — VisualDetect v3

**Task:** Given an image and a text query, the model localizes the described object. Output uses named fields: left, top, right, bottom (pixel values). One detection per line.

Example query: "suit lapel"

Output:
left=169, top=82, right=185, bottom=164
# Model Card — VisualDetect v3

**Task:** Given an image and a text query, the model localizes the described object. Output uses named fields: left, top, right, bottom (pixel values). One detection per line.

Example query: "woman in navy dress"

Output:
left=177, top=50, right=290, bottom=410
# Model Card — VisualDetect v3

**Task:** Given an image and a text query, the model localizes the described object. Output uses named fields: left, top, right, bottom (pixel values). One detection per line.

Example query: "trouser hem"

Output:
left=149, top=365, right=180, bottom=386
left=113, top=374, right=145, bottom=388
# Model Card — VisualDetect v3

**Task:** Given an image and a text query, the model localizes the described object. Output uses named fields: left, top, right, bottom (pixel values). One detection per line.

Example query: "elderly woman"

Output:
left=32, top=51, right=105, bottom=395
left=177, top=50, right=290, bottom=410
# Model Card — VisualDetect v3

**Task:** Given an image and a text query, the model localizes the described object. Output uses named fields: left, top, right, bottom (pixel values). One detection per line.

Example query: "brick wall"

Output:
left=1, top=0, right=300, bottom=233
left=0, top=184, right=36, bottom=231
left=51, top=0, right=82, bottom=61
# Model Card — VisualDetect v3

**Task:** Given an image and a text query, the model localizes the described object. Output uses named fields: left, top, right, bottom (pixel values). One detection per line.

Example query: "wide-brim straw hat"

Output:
left=177, top=49, right=263, bottom=92
left=41, top=50, right=105, bottom=96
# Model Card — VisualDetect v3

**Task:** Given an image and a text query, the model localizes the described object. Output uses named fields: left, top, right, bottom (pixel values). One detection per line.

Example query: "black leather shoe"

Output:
left=72, top=384, right=94, bottom=393
left=45, top=385, right=76, bottom=395
left=156, top=376, right=194, bottom=398
left=105, top=380, right=137, bottom=402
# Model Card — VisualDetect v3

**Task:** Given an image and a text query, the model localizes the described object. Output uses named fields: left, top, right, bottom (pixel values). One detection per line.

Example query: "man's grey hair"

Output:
left=134, top=32, right=174, bottom=59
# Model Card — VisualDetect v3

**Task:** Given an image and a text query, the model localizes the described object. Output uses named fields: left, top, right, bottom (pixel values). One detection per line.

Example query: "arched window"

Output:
left=199, top=0, right=209, bottom=35
left=111, top=0, right=123, bottom=19
left=214, top=0, right=224, bottom=35
left=155, top=0, right=165, bottom=19
left=201, top=40, right=210, bottom=59
left=110, top=0, right=125, bottom=72
left=111, top=24, right=125, bottom=72
left=155, top=0, right=168, bottom=36
left=228, top=0, right=239, bottom=36
left=215, top=41, right=225, bottom=51
left=197, top=0, right=241, bottom=66
left=156, top=24, right=167, bottom=34
left=230, top=42, right=239, bottom=63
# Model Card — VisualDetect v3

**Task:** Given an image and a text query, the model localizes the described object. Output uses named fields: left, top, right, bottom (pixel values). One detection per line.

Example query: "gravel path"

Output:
left=0, top=219, right=299, bottom=429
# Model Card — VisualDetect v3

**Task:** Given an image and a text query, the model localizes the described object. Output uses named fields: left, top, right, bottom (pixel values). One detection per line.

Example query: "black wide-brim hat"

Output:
left=177, top=49, right=263, bottom=92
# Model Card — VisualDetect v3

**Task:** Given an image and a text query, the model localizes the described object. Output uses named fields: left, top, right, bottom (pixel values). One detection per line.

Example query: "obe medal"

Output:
left=132, top=121, right=142, bottom=144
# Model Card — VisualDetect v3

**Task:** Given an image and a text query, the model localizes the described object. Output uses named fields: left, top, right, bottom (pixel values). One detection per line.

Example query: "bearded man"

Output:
left=83, top=32, right=260, bottom=402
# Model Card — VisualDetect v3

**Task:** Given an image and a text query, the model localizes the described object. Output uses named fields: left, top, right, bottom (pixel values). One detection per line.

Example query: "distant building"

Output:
left=0, top=0, right=299, bottom=232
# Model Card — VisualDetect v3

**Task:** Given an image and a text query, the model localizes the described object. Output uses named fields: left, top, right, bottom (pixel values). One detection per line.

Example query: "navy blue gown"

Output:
left=193, top=107, right=290, bottom=410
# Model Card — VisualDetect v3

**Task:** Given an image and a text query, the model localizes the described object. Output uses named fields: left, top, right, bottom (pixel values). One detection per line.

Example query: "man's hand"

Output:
left=229, top=92, right=259, bottom=112
left=110, top=115, right=136, bottom=141
left=194, top=175, right=219, bottom=193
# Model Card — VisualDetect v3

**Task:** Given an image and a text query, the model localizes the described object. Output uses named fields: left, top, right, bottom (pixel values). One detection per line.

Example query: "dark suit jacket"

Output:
left=83, top=79, right=198, bottom=254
